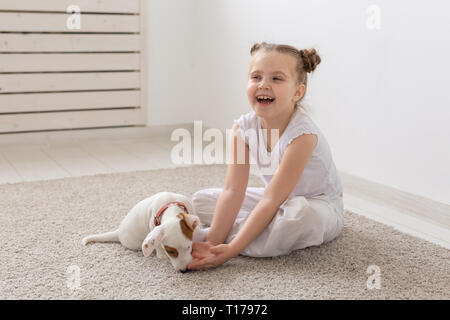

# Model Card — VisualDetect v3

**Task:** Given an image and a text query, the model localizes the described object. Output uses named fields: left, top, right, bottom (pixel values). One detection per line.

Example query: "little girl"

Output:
left=188, top=42, right=343, bottom=271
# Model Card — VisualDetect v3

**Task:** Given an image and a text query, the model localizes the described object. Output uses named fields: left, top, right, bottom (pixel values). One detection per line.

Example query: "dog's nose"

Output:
left=180, top=268, right=189, bottom=273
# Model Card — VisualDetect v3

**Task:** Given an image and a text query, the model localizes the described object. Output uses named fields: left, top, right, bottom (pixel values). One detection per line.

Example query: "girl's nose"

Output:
left=258, top=82, right=270, bottom=90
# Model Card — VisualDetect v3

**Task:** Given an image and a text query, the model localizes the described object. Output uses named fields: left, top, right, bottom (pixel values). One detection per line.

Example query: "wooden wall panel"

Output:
left=0, top=0, right=140, bottom=13
left=0, top=109, right=145, bottom=133
left=0, top=12, right=140, bottom=33
left=0, top=90, right=140, bottom=113
left=0, top=0, right=146, bottom=133
left=0, top=34, right=140, bottom=52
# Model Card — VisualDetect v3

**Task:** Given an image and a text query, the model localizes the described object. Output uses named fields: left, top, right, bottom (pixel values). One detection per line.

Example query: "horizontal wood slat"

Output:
left=0, top=53, right=140, bottom=72
left=0, top=0, right=140, bottom=13
left=0, top=90, right=140, bottom=113
left=0, top=34, right=140, bottom=52
left=0, top=72, right=140, bottom=93
left=0, top=12, right=140, bottom=33
left=0, top=109, right=145, bottom=133
left=0, top=0, right=146, bottom=133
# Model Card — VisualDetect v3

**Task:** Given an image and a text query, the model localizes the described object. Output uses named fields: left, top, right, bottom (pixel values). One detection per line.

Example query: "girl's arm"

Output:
left=228, top=133, right=318, bottom=256
left=206, top=189, right=246, bottom=245
left=206, top=123, right=251, bottom=245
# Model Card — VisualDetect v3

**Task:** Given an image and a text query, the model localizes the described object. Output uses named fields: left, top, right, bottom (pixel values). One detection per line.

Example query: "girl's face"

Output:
left=247, top=51, right=305, bottom=121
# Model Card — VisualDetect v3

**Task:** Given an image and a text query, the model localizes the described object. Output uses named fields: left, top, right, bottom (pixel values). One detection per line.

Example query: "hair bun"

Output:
left=299, top=48, right=321, bottom=73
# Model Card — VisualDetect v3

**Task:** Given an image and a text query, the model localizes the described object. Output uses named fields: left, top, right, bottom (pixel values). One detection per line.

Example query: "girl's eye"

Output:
left=251, top=76, right=282, bottom=81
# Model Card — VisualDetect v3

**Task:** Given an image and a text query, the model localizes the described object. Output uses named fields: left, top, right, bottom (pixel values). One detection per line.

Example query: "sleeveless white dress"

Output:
left=192, top=108, right=344, bottom=257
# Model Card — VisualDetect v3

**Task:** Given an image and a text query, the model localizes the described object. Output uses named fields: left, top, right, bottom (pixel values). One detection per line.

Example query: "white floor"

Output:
left=1, top=126, right=449, bottom=249
left=0, top=135, right=180, bottom=183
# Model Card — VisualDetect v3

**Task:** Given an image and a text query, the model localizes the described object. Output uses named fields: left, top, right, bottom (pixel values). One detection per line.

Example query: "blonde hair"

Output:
left=250, top=42, right=321, bottom=115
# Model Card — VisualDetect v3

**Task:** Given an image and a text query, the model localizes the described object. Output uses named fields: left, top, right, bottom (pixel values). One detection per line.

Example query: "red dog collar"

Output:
left=154, top=201, right=190, bottom=226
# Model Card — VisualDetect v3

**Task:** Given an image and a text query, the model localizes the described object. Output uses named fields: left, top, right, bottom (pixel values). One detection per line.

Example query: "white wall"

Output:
left=145, top=0, right=198, bottom=126
left=146, top=0, right=450, bottom=205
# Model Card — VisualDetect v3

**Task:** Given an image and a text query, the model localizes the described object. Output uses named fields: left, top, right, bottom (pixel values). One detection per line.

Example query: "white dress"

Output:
left=192, top=108, right=344, bottom=257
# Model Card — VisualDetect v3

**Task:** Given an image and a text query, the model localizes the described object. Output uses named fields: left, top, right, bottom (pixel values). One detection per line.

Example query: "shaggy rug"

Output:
left=0, top=164, right=449, bottom=300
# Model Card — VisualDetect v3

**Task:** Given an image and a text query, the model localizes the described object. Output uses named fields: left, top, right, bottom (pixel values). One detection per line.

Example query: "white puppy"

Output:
left=81, top=192, right=201, bottom=272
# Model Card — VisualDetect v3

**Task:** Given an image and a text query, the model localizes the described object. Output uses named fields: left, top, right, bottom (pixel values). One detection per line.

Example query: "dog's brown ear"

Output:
left=177, top=213, right=200, bottom=240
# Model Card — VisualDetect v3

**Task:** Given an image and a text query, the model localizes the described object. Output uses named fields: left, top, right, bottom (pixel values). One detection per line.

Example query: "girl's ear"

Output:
left=293, top=83, right=306, bottom=103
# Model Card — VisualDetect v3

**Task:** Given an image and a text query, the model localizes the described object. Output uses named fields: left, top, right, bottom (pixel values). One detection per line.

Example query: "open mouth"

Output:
left=256, top=95, right=275, bottom=106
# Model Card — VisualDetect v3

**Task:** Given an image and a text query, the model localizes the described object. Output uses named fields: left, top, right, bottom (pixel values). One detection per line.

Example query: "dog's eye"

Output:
left=164, top=246, right=179, bottom=258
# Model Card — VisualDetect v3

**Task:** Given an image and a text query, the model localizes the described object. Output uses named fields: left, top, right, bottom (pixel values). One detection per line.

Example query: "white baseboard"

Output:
left=340, top=171, right=450, bottom=249
left=343, top=193, right=450, bottom=249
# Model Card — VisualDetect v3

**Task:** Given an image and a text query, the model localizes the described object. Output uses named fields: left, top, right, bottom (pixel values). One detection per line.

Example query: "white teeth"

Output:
left=257, top=96, right=273, bottom=100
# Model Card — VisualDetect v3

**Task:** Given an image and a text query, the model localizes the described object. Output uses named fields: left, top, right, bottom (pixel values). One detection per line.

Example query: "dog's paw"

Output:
left=80, top=238, right=88, bottom=246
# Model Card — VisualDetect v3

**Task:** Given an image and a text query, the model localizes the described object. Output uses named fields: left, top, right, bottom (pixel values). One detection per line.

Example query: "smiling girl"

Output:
left=188, top=42, right=343, bottom=270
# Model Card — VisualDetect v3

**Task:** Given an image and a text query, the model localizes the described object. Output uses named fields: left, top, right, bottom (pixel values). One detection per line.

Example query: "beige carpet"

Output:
left=0, top=164, right=449, bottom=300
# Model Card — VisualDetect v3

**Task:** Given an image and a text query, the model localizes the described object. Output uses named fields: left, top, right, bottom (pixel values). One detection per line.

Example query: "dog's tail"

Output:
left=81, top=229, right=120, bottom=246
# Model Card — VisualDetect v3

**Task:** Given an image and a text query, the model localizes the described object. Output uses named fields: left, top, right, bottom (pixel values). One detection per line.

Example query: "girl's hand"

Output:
left=188, top=242, right=238, bottom=271
left=191, top=241, right=215, bottom=260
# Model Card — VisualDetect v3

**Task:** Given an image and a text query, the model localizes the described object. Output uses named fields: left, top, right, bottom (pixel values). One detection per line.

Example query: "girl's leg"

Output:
left=193, top=189, right=344, bottom=257
left=191, top=187, right=265, bottom=242
left=235, top=194, right=344, bottom=257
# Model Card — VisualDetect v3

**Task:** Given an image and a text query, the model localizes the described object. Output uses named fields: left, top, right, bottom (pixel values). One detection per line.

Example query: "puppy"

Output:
left=81, top=192, right=201, bottom=272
